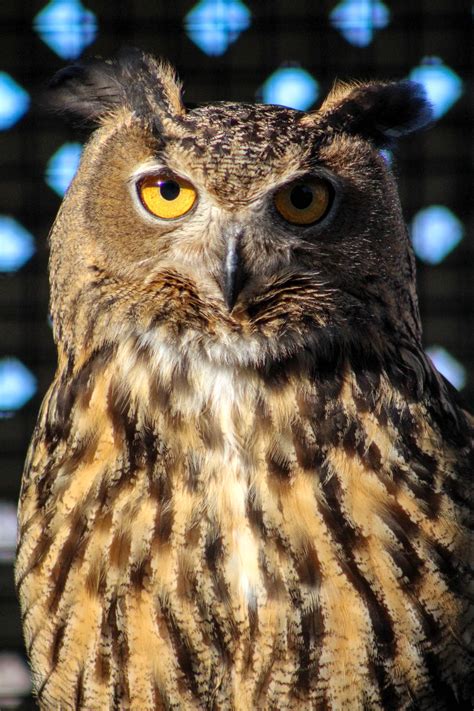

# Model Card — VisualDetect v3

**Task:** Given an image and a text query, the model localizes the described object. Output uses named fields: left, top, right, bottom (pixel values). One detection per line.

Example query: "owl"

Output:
left=16, top=51, right=473, bottom=711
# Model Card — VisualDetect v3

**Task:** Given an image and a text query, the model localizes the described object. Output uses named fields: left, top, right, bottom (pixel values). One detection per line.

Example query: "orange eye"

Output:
left=137, top=173, right=197, bottom=220
left=274, top=178, right=332, bottom=225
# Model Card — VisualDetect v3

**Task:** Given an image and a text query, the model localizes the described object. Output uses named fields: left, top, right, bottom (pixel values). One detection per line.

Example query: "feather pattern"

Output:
left=16, top=53, right=473, bottom=710
left=17, top=329, right=473, bottom=709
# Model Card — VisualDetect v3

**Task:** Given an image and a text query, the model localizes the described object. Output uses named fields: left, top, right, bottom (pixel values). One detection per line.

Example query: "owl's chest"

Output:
left=21, top=344, right=470, bottom=709
left=150, top=358, right=272, bottom=608
left=126, top=346, right=341, bottom=617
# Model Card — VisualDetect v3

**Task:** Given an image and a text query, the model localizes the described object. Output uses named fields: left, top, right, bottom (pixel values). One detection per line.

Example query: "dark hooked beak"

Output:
left=221, top=225, right=247, bottom=311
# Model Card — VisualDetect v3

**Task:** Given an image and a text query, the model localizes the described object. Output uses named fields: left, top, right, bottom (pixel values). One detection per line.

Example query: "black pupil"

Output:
left=160, top=180, right=180, bottom=201
left=290, top=184, right=313, bottom=210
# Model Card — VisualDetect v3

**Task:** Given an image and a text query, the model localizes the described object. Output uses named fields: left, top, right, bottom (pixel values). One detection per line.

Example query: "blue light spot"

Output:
left=330, top=0, right=389, bottom=47
left=411, top=205, right=463, bottom=265
left=0, top=73, right=30, bottom=130
left=380, top=149, right=393, bottom=165
left=45, top=142, right=82, bottom=196
left=409, top=58, right=462, bottom=120
left=185, top=0, right=251, bottom=56
left=0, top=217, right=35, bottom=272
left=0, top=358, right=37, bottom=414
left=426, top=346, right=466, bottom=390
left=34, top=0, right=97, bottom=60
left=260, top=67, right=319, bottom=111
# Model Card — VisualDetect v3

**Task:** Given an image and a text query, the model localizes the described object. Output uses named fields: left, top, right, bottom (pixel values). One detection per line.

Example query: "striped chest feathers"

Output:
left=111, top=335, right=455, bottom=617
left=118, top=337, right=276, bottom=610
left=17, top=335, right=471, bottom=709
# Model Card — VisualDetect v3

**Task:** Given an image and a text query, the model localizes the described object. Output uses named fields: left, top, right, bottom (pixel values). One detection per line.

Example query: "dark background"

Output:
left=0, top=1, right=472, bottom=706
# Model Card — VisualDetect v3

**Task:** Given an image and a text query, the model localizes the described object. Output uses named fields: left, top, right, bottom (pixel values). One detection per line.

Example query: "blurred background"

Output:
left=0, top=0, right=472, bottom=706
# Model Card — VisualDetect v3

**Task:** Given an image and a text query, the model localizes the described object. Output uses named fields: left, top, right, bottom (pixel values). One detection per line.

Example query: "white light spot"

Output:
left=330, top=0, right=390, bottom=47
left=0, top=358, right=37, bottom=415
left=185, top=0, right=251, bottom=56
left=34, top=0, right=98, bottom=60
left=426, top=346, right=466, bottom=390
left=409, top=57, right=463, bottom=120
left=0, top=501, right=17, bottom=563
left=0, top=217, right=35, bottom=272
left=0, top=73, right=30, bottom=130
left=411, top=205, right=463, bottom=265
left=259, top=66, right=319, bottom=111
left=45, top=142, right=82, bottom=196
left=0, top=652, right=32, bottom=707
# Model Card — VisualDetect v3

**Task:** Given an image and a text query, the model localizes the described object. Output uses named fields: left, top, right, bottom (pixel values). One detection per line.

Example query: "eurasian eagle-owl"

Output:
left=16, top=51, right=473, bottom=710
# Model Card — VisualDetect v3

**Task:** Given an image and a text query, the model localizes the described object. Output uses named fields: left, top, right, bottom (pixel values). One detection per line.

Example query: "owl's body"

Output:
left=16, top=53, right=473, bottom=710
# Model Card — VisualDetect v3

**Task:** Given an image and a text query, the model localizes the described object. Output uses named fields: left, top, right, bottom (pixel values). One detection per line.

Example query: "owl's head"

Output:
left=47, top=51, right=432, bottom=368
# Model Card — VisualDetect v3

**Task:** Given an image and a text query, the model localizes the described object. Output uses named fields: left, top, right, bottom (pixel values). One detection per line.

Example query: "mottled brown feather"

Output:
left=16, top=52, right=472, bottom=710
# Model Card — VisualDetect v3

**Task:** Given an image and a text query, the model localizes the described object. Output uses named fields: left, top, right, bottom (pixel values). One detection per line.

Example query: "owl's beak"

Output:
left=222, top=225, right=246, bottom=311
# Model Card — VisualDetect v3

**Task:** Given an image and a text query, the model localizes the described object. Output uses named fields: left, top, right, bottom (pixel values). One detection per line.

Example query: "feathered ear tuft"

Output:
left=311, top=80, right=433, bottom=148
left=46, top=49, right=185, bottom=124
left=47, top=59, right=125, bottom=122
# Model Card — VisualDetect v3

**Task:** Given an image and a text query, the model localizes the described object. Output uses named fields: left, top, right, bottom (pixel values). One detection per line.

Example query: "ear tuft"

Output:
left=315, top=80, right=433, bottom=148
left=47, top=59, right=125, bottom=122
left=46, top=48, right=185, bottom=124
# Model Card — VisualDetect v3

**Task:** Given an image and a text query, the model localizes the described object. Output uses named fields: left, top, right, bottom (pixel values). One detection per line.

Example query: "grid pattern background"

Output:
left=0, top=1, right=472, bottom=707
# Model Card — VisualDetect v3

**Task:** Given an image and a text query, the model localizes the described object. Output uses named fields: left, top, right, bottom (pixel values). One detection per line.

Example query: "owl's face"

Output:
left=48, top=54, right=431, bottom=365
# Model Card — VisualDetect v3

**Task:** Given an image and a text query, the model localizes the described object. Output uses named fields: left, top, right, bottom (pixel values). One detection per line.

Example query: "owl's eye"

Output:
left=137, top=173, right=197, bottom=220
left=274, top=178, right=332, bottom=225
